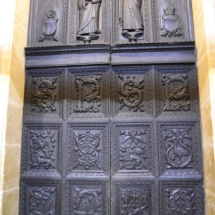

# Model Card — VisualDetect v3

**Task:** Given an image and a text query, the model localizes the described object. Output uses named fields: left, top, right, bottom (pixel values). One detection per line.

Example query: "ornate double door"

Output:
left=19, top=0, right=204, bottom=214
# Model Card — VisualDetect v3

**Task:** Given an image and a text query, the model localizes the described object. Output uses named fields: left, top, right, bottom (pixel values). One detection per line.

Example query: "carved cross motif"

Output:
left=32, top=77, right=58, bottom=112
left=73, top=187, right=102, bottom=214
left=75, top=76, right=102, bottom=113
left=118, top=74, right=144, bottom=112
left=120, top=187, right=148, bottom=215
left=29, top=130, right=57, bottom=169
left=119, top=128, right=148, bottom=170
left=164, top=128, right=193, bottom=169
left=166, top=188, right=196, bottom=215
left=73, top=130, right=102, bottom=170
left=161, top=73, right=190, bottom=111
left=29, top=186, right=56, bottom=215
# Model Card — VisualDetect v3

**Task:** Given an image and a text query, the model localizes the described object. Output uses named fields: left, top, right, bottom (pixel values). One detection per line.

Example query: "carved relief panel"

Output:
left=21, top=124, right=62, bottom=176
left=24, top=69, right=64, bottom=120
left=65, top=181, right=109, bottom=215
left=28, top=0, right=68, bottom=46
left=153, top=0, right=194, bottom=42
left=156, top=66, right=198, bottom=117
left=160, top=181, right=204, bottom=215
left=111, top=66, right=152, bottom=118
left=19, top=180, right=61, bottom=215
left=158, top=121, right=202, bottom=177
left=68, top=67, right=109, bottom=119
left=67, top=123, right=109, bottom=176
left=112, top=181, right=155, bottom=215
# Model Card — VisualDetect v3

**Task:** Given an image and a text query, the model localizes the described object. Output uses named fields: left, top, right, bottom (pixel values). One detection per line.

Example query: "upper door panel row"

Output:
left=28, top=0, right=194, bottom=46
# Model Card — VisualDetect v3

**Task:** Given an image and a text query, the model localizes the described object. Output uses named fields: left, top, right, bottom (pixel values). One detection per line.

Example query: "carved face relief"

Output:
left=119, top=128, right=148, bottom=170
left=72, top=186, right=102, bottom=214
left=161, top=73, right=190, bottom=112
left=164, top=128, right=193, bottom=169
left=118, top=74, right=144, bottom=112
left=75, top=75, right=102, bottom=113
left=73, top=130, right=102, bottom=170
left=31, top=76, right=58, bottom=113
left=28, top=186, right=56, bottom=215
left=120, top=187, right=149, bottom=214
left=165, top=187, right=196, bottom=215
left=28, top=129, right=57, bottom=170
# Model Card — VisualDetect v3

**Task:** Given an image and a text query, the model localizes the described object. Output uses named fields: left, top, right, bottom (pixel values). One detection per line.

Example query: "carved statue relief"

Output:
left=29, top=186, right=56, bottom=215
left=160, top=0, right=183, bottom=38
left=119, top=0, right=144, bottom=41
left=77, top=0, right=102, bottom=43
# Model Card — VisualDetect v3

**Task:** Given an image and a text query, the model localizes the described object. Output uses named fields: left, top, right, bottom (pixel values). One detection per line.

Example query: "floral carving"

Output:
left=166, top=188, right=195, bottom=215
left=161, top=73, right=190, bottom=111
left=75, top=76, right=102, bottom=113
left=29, top=130, right=57, bottom=169
left=73, top=187, right=102, bottom=214
left=118, top=74, right=144, bottom=112
left=120, top=187, right=148, bottom=215
left=119, top=128, right=148, bottom=170
left=164, top=128, right=193, bottom=169
left=32, top=77, right=58, bottom=112
left=29, top=186, right=56, bottom=215
left=73, top=130, right=102, bottom=170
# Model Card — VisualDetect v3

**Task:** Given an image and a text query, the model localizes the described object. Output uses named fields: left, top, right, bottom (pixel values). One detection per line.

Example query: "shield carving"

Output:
left=163, top=16, right=179, bottom=32
left=43, top=18, right=58, bottom=35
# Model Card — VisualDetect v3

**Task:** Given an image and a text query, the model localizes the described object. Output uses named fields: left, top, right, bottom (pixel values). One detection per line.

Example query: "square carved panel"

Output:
left=156, top=65, right=198, bottom=117
left=24, top=69, right=64, bottom=120
left=21, top=123, right=62, bottom=177
left=112, top=180, right=155, bottom=215
left=160, top=181, right=204, bottom=215
left=67, top=123, right=109, bottom=176
left=65, top=180, right=109, bottom=215
left=111, top=66, right=153, bottom=118
left=152, top=0, right=194, bottom=42
left=28, top=0, right=68, bottom=46
left=19, top=180, right=61, bottom=215
left=112, top=122, right=154, bottom=177
left=68, top=67, right=109, bottom=119
left=158, top=121, right=202, bottom=177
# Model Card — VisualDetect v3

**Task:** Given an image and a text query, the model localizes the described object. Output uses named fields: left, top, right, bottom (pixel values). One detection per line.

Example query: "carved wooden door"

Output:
left=19, top=0, right=204, bottom=214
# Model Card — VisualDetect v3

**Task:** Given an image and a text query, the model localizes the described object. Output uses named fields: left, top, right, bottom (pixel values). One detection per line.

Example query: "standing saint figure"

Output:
left=77, top=0, right=102, bottom=42
left=121, top=0, right=144, bottom=41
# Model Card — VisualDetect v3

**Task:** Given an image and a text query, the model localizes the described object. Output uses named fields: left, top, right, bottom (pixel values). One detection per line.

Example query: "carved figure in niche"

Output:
left=164, top=128, right=193, bottom=169
left=161, top=73, right=190, bottom=111
left=29, top=129, right=56, bottom=169
left=75, top=75, right=102, bottom=113
left=29, top=187, right=56, bottom=215
left=166, top=188, right=195, bottom=214
left=39, top=9, right=58, bottom=42
left=120, top=188, right=148, bottom=215
left=119, top=0, right=144, bottom=42
left=77, top=0, right=102, bottom=43
left=73, top=130, right=102, bottom=170
left=73, top=187, right=102, bottom=214
left=118, top=74, right=144, bottom=112
left=32, top=77, right=57, bottom=112
left=119, top=128, right=148, bottom=170
left=160, top=1, right=183, bottom=37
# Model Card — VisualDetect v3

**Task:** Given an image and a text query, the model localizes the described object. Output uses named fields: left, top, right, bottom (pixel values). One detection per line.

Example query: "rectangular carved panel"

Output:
left=156, top=65, right=198, bottom=117
left=65, top=180, right=109, bottom=215
left=160, top=181, right=204, bottom=215
left=24, top=69, right=64, bottom=120
left=67, top=123, right=109, bottom=176
left=68, top=67, right=109, bottom=119
left=21, top=123, right=62, bottom=176
left=111, top=66, right=153, bottom=118
left=28, top=0, right=68, bottom=46
left=19, top=180, right=61, bottom=215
